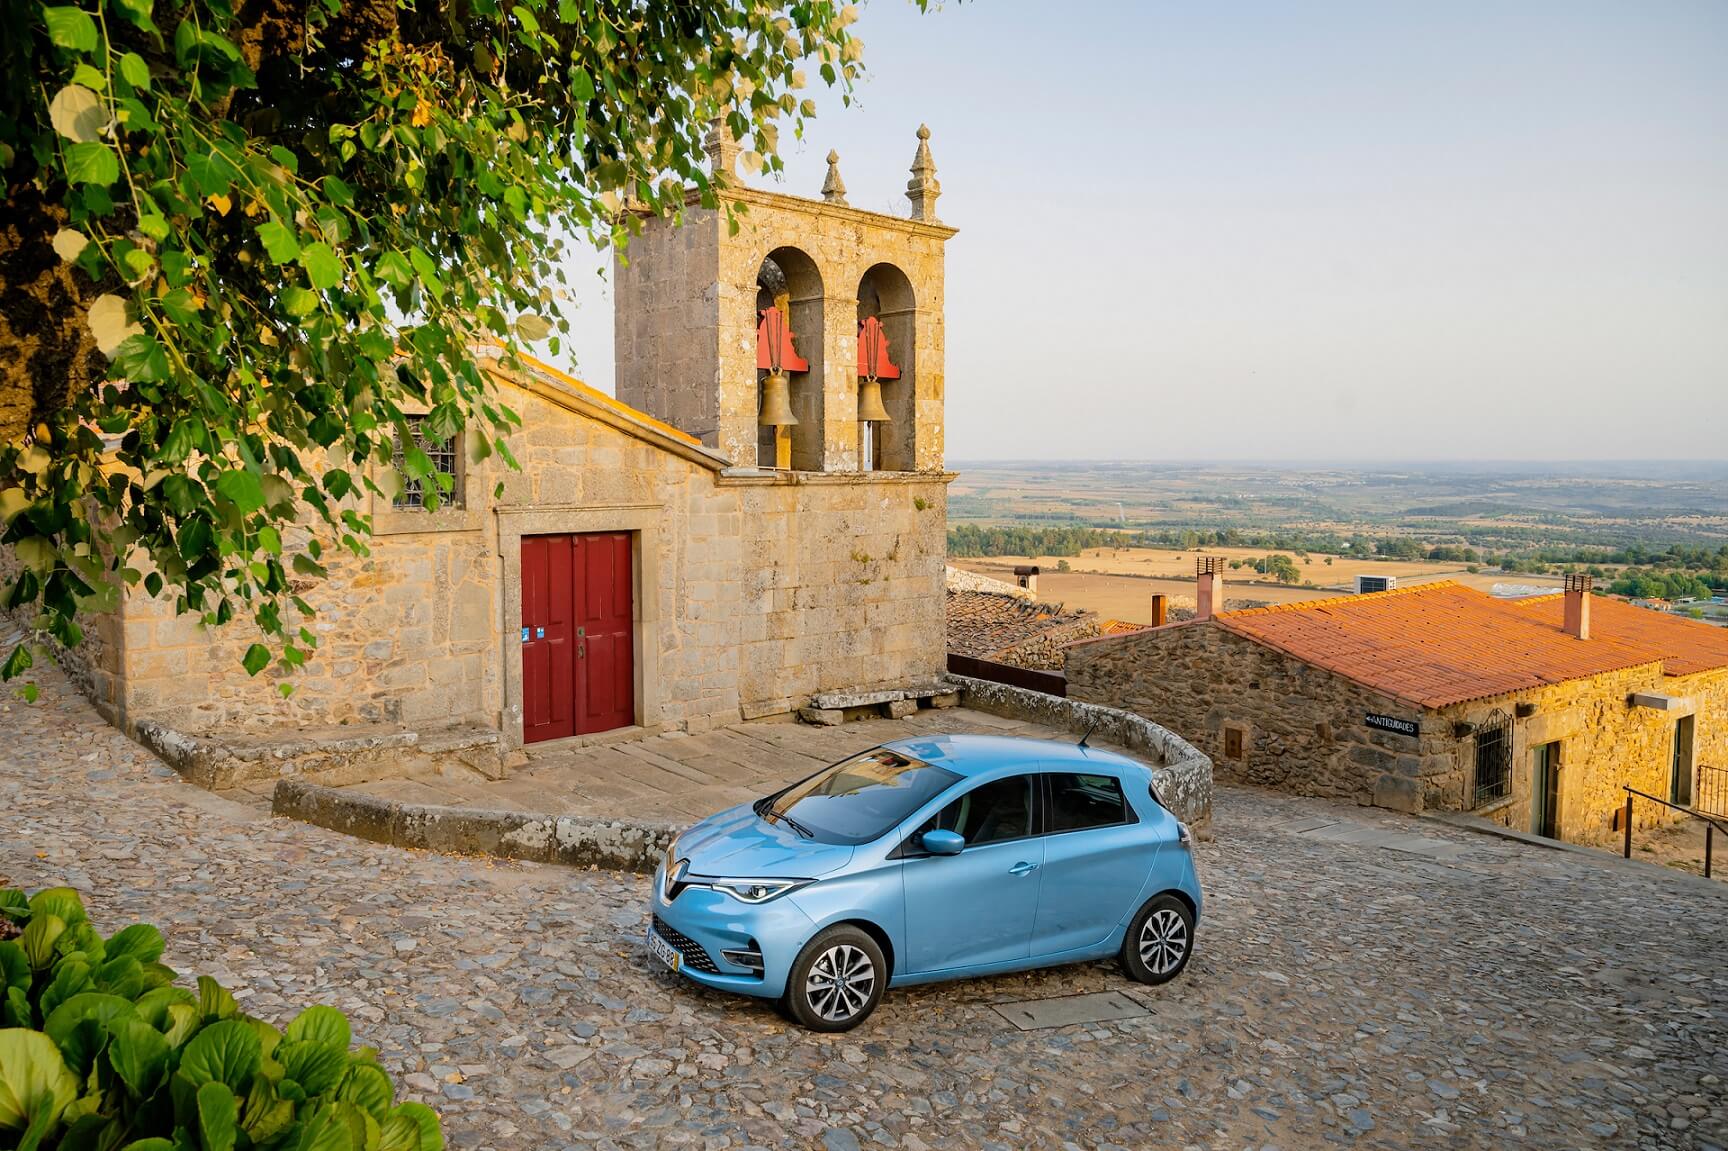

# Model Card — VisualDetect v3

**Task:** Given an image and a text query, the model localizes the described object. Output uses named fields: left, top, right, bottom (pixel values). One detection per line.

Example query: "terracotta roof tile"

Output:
left=1508, top=593, right=1728, bottom=677
left=946, top=589, right=1092, bottom=659
left=1213, top=582, right=1677, bottom=709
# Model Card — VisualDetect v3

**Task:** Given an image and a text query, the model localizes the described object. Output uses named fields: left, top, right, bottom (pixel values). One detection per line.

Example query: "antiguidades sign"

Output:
left=1364, top=713, right=1419, bottom=737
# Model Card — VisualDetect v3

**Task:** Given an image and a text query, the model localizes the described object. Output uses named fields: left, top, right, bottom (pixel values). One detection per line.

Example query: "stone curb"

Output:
left=945, top=675, right=1214, bottom=827
left=271, top=779, right=679, bottom=873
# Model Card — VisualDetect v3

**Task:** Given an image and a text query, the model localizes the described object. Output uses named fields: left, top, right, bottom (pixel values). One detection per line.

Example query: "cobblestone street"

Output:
left=3, top=660, right=1725, bottom=1151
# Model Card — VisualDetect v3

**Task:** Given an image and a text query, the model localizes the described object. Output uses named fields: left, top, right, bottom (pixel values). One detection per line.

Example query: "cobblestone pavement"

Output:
left=337, top=708, right=1145, bottom=825
left=4, top=659, right=1726, bottom=1151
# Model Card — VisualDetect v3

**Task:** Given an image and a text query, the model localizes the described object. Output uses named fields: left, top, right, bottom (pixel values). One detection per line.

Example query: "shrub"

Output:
left=0, top=887, right=440, bottom=1150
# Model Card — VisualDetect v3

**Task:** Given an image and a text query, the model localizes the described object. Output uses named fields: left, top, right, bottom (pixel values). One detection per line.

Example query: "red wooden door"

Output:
left=521, top=533, right=634, bottom=743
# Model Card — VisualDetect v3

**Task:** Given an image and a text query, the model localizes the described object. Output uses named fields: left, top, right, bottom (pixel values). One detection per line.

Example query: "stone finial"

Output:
left=703, top=119, right=739, bottom=178
left=821, top=149, right=848, bottom=205
left=905, top=123, right=941, bottom=221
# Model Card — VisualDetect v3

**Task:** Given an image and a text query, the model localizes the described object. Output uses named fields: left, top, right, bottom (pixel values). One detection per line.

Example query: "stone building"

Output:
left=1066, top=569, right=1728, bottom=847
left=23, top=129, right=960, bottom=765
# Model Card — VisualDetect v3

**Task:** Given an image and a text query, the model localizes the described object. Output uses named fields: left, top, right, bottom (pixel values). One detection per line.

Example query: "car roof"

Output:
left=877, top=733, right=1146, bottom=778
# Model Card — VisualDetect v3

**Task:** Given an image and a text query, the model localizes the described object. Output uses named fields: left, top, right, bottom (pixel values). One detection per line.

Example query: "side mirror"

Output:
left=921, top=829, right=965, bottom=856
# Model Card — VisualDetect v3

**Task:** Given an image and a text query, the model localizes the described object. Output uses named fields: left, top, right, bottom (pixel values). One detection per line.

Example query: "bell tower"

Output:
left=613, top=125, right=957, bottom=473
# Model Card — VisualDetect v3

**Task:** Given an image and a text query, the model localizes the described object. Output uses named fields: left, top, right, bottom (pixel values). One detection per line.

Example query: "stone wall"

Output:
left=991, top=617, right=1104, bottom=671
left=948, top=674, right=1212, bottom=828
left=1067, top=622, right=1448, bottom=809
left=77, top=363, right=950, bottom=746
left=1066, top=620, right=1728, bottom=848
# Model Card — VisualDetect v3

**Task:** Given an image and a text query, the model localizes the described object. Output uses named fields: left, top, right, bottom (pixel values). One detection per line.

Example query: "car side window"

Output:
left=1046, top=772, right=1133, bottom=833
left=916, top=774, right=1035, bottom=847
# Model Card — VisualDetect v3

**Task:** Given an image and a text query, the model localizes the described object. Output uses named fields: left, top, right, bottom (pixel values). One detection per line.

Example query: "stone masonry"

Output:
left=1067, top=617, right=1728, bottom=848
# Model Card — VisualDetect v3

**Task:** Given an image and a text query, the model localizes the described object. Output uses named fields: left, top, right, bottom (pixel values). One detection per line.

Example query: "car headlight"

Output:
left=708, top=878, right=812, bottom=904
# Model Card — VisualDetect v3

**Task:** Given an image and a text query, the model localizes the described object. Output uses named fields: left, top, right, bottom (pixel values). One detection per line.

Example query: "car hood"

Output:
left=674, top=803, right=855, bottom=879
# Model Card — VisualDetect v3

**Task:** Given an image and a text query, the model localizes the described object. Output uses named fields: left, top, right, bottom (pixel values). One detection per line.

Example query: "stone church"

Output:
left=52, top=127, right=958, bottom=759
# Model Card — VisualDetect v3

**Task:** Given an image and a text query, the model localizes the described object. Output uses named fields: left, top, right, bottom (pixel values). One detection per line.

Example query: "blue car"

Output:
left=647, top=734, right=1203, bottom=1031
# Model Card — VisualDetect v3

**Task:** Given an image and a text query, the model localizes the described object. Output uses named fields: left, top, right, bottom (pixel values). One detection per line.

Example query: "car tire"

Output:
left=1121, top=894, right=1195, bottom=986
left=782, top=925, right=887, bottom=1032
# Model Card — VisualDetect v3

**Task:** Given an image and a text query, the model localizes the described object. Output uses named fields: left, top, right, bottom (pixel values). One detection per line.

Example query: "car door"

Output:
left=1030, top=771, right=1156, bottom=957
left=901, top=772, right=1044, bottom=973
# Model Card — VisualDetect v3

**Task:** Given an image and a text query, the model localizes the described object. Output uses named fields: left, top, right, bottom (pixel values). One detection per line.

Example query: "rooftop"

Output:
left=945, top=587, right=1093, bottom=660
left=1212, top=581, right=1728, bottom=709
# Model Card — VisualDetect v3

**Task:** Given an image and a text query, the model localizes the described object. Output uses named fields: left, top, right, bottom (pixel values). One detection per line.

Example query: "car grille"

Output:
left=652, top=915, right=720, bottom=975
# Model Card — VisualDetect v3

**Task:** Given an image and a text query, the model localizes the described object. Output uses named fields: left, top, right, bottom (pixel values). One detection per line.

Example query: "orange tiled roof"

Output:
left=1508, top=593, right=1728, bottom=677
left=1212, top=582, right=1689, bottom=709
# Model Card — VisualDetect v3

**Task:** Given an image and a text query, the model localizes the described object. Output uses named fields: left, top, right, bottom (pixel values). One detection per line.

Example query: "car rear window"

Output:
left=1045, top=772, right=1133, bottom=833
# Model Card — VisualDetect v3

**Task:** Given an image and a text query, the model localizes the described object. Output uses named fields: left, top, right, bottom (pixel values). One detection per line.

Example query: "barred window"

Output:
left=1473, top=714, right=1511, bottom=808
left=392, top=416, right=462, bottom=509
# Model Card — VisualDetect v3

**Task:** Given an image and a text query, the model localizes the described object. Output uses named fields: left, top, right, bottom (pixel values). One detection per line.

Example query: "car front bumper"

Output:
left=648, top=862, right=816, bottom=999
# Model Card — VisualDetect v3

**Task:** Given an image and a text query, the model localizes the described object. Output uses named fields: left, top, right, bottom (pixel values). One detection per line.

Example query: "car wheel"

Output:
left=1121, top=894, right=1195, bottom=986
left=783, top=925, right=887, bottom=1032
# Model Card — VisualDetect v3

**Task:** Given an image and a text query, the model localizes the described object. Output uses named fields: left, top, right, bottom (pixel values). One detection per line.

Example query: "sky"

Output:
left=547, top=0, right=1728, bottom=462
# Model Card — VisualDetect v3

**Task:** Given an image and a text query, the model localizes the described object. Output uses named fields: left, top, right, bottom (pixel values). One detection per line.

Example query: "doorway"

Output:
left=1671, top=716, right=1695, bottom=807
left=1532, top=741, right=1561, bottom=839
left=520, top=532, right=635, bottom=743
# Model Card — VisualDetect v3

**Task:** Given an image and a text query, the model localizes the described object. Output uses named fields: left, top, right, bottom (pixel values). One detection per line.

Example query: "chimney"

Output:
left=1564, top=573, right=1592, bottom=640
left=1196, top=556, right=1223, bottom=621
left=1150, top=593, right=1168, bottom=628
left=1014, top=564, right=1039, bottom=596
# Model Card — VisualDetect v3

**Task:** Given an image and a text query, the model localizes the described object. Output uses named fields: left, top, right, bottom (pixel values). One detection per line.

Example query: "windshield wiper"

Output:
left=754, top=798, right=814, bottom=839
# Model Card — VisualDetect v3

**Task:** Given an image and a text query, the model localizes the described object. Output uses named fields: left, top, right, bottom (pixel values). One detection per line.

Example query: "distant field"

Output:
left=955, top=546, right=1569, bottom=624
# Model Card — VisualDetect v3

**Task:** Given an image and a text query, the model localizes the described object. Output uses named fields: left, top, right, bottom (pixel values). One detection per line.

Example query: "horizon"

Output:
left=543, top=0, right=1728, bottom=464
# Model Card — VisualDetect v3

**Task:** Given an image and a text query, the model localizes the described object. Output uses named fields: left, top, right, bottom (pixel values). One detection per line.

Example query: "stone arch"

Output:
left=755, top=246, right=824, bottom=469
left=856, top=262, right=917, bottom=471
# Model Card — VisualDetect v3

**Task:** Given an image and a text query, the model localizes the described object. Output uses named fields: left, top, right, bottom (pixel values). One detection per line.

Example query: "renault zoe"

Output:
left=646, top=734, right=1202, bottom=1030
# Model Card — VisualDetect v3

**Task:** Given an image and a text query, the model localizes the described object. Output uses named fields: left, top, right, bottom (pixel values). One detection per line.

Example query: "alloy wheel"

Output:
left=804, top=943, right=877, bottom=1023
left=1138, top=908, right=1188, bottom=975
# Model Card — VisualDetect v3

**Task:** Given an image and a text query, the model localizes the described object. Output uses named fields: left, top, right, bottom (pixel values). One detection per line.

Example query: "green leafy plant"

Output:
left=0, top=886, right=440, bottom=1150
left=1, top=0, right=897, bottom=689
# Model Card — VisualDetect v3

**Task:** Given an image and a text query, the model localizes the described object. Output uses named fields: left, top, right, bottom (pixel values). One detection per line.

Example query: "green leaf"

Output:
left=43, top=6, right=98, bottom=51
left=241, top=1078, right=295, bottom=1144
left=119, top=52, right=150, bottom=90
left=0, top=1029, right=79, bottom=1138
left=281, top=287, right=319, bottom=316
left=42, top=993, right=135, bottom=1049
left=299, top=242, right=341, bottom=290
left=198, top=1080, right=239, bottom=1151
left=63, top=141, right=118, bottom=186
left=257, top=220, right=301, bottom=264
left=242, top=644, right=271, bottom=676
left=0, top=647, right=31, bottom=683
left=388, top=1101, right=443, bottom=1151
left=18, top=917, right=66, bottom=971
left=336, top=1063, right=392, bottom=1120
left=407, top=247, right=445, bottom=301
left=215, top=469, right=265, bottom=513
left=27, top=891, right=85, bottom=930
left=278, top=1041, right=346, bottom=1096
left=0, top=945, right=27, bottom=995
left=177, top=1019, right=261, bottom=1092
left=374, top=251, right=412, bottom=288
left=103, top=924, right=165, bottom=966
left=120, top=1141, right=176, bottom=1151
left=196, top=976, right=237, bottom=1022
left=285, top=1005, right=350, bottom=1050
left=109, top=1017, right=170, bottom=1097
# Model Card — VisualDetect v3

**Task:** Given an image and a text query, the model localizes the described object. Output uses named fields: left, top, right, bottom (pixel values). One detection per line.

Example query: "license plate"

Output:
left=646, top=927, right=681, bottom=972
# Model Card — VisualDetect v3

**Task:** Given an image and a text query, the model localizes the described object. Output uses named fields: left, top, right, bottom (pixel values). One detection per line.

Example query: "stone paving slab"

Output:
left=991, top=991, right=1151, bottom=1031
left=5, top=659, right=1727, bottom=1150
left=346, top=708, right=1107, bottom=827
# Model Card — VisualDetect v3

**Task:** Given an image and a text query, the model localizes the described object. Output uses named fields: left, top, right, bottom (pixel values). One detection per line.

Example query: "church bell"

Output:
left=758, top=372, right=798, bottom=427
left=856, top=379, right=890, bottom=424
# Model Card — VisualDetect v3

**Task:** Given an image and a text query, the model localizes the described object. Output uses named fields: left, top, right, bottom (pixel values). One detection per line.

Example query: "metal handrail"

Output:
left=1622, top=785, right=1728, bottom=878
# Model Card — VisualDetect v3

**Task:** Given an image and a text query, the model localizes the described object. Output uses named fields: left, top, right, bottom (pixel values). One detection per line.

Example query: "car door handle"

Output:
left=1009, top=861, right=1038, bottom=876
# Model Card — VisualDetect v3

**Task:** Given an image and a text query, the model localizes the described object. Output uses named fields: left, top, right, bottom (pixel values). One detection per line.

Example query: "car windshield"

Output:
left=762, top=748, right=961, bottom=845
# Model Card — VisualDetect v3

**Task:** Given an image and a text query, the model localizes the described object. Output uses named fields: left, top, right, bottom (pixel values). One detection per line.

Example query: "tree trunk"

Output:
left=0, top=185, right=104, bottom=447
